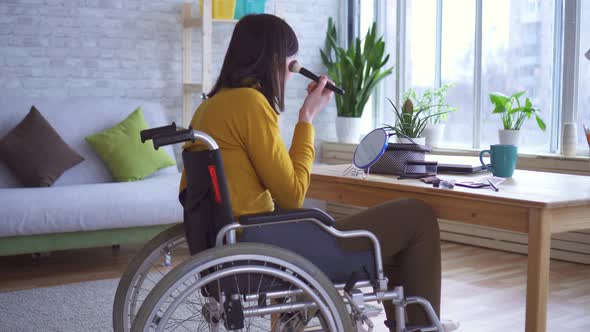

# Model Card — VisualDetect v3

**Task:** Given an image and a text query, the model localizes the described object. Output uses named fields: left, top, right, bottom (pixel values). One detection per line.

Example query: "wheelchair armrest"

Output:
left=238, top=208, right=336, bottom=227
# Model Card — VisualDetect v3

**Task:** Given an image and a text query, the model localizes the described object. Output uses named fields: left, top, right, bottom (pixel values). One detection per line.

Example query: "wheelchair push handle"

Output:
left=140, top=122, right=177, bottom=143
left=141, top=123, right=219, bottom=151
left=152, top=128, right=195, bottom=150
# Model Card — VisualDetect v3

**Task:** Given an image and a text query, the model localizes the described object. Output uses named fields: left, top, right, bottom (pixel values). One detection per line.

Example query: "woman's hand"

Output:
left=299, top=75, right=334, bottom=123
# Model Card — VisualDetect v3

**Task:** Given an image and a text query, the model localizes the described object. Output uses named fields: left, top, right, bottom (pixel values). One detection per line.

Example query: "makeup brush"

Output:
left=288, top=61, right=345, bottom=95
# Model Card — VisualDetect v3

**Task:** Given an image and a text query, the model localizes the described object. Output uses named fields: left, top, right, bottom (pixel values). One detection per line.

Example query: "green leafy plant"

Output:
left=321, top=17, right=393, bottom=117
left=403, top=83, right=458, bottom=125
left=490, top=91, right=546, bottom=131
left=384, top=98, right=451, bottom=138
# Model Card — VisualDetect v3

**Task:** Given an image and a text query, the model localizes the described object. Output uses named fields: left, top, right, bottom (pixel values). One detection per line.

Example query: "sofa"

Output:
left=0, top=97, right=183, bottom=256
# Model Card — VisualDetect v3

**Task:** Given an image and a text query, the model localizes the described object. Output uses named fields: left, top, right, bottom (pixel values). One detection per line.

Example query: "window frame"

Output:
left=369, top=0, right=583, bottom=156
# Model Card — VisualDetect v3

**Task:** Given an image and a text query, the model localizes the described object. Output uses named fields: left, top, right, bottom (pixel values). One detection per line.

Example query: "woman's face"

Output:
left=285, top=55, right=297, bottom=83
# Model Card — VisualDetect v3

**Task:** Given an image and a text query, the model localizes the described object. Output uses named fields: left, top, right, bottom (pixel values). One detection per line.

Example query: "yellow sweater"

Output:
left=179, top=87, right=315, bottom=216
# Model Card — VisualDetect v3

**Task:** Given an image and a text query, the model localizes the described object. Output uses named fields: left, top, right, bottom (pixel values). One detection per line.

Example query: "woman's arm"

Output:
left=243, top=76, right=333, bottom=209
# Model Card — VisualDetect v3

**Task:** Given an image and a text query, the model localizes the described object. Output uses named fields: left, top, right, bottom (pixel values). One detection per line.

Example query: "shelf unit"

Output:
left=181, top=1, right=239, bottom=126
left=181, top=1, right=281, bottom=126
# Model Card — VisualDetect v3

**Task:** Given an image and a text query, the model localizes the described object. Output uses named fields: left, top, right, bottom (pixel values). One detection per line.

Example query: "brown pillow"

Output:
left=0, top=106, right=84, bottom=187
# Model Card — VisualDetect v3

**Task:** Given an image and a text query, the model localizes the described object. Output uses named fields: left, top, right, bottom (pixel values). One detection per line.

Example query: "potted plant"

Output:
left=321, top=17, right=393, bottom=143
left=403, top=83, right=457, bottom=147
left=490, top=91, right=546, bottom=145
left=384, top=98, right=451, bottom=145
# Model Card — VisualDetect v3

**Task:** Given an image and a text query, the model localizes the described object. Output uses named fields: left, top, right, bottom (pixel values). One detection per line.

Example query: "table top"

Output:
left=311, top=164, right=590, bottom=209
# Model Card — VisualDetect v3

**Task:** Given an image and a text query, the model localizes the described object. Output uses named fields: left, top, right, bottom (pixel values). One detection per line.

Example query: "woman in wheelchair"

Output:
left=175, top=14, right=453, bottom=331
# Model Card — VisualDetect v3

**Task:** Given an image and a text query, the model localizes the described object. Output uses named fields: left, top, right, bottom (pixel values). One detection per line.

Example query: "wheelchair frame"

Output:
left=120, top=124, right=445, bottom=332
left=216, top=218, right=442, bottom=332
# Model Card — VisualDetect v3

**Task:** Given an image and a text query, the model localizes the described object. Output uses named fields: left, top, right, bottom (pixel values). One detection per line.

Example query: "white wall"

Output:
left=0, top=0, right=340, bottom=147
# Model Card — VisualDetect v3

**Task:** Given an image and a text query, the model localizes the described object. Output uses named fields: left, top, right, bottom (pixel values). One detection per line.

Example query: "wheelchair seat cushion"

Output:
left=239, top=208, right=336, bottom=227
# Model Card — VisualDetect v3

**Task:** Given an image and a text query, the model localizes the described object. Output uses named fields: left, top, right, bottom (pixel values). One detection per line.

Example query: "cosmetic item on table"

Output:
left=288, top=61, right=345, bottom=95
left=439, top=179, right=456, bottom=189
left=420, top=176, right=441, bottom=184
left=398, top=160, right=438, bottom=179
left=456, top=175, right=506, bottom=191
left=562, top=123, right=577, bottom=156
left=487, top=179, right=499, bottom=192
left=479, top=144, right=518, bottom=178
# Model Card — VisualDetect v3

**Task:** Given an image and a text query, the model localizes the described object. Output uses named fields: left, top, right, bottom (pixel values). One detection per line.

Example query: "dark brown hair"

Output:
left=208, top=14, right=299, bottom=112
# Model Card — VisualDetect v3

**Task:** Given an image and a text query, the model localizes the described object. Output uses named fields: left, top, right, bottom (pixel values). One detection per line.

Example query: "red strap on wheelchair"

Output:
left=208, top=165, right=222, bottom=204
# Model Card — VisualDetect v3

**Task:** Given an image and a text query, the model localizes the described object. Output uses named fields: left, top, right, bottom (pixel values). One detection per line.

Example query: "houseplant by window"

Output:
left=403, top=83, right=457, bottom=147
left=490, top=91, right=546, bottom=145
left=384, top=98, right=451, bottom=145
left=321, top=17, right=393, bottom=143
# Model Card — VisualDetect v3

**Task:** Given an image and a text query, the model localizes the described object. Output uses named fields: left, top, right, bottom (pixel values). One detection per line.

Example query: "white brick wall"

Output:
left=0, top=0, right=340, bottom=146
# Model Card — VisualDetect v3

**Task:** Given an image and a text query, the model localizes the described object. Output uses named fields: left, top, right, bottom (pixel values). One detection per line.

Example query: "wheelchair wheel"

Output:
left=113, top=223, right=190, bottom=332
left=131, top=243, right=354, bottom=332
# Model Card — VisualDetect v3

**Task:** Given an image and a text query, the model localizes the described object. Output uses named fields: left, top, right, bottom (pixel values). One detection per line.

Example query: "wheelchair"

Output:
left=113, top=123, right=445, bottom=332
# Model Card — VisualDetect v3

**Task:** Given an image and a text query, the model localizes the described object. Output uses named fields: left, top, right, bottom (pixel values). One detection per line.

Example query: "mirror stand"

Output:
left=342, top=164, right=369, bottom=179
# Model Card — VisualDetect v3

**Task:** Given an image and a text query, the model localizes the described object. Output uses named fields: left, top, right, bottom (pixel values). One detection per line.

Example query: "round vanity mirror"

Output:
left=353, top=128, right=389, bottom=169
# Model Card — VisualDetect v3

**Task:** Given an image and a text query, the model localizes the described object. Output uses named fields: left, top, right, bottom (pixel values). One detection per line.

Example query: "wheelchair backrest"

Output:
left=180, top=149, right=234, bottom=255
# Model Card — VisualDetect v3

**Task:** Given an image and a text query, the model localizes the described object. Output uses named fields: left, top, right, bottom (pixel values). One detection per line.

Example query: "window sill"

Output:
left=431, top=147, right=589, bottom=161
left=321, top=141, right=590, bottom=175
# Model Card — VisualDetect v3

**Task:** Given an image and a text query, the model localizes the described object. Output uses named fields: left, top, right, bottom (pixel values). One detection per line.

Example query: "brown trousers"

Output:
left=336, top=198, right=441, bottom=326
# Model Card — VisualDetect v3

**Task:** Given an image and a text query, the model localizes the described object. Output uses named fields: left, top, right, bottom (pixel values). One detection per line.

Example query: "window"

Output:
left=577, top=1, right=590, bottom=154
left=480, top=0, right=556, bottom=152
left=441, top=0, right=475, bottom=148
left=371, top=0, right=586, bottom=155
left=359, top=0, right=376, bottom=135
left=405, top=0, right=436, bottom=92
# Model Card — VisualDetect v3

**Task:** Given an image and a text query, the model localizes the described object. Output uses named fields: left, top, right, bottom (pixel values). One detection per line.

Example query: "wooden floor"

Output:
left=1, top=242, right=590, bottom=331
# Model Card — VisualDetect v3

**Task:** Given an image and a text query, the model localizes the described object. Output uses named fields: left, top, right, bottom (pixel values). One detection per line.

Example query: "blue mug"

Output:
left=479, top=144, right=518, bottom=178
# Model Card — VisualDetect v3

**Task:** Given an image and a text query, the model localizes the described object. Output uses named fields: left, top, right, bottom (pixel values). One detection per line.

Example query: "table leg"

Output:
left=525, top=209, right=551, bottom=332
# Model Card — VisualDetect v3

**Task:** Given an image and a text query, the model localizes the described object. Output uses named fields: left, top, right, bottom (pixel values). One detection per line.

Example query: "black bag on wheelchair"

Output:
left=179, top=149, right=234, bottom=255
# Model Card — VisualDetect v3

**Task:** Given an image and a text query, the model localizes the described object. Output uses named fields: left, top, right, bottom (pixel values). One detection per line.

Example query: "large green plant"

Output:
left=403, top=83, right=457, bottom=125
left=490, top=91, right=546, bottom=131
left=320, top=17, right=393, bottom=118
left=385, top=98, right=450, bottom=138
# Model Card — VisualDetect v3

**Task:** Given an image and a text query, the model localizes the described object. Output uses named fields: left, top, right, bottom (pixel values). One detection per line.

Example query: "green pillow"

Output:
left=85, top=108, right=176, bottom=182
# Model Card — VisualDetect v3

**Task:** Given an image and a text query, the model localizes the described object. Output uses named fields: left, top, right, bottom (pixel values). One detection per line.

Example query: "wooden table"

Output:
left=308, top=164, right=590, bottom=332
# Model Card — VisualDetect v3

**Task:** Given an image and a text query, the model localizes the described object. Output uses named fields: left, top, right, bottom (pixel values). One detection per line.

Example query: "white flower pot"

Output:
left=396, top=136, right=426, bottom=145
left=336, top=117, right=362, bottom=143
left=499, top=129, right=520, bottom=146
left=422, top=124, right=446, bottom=148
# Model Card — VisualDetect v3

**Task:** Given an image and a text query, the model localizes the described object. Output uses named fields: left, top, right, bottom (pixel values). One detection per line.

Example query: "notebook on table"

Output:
left=426, top=155, right=491, bottom=174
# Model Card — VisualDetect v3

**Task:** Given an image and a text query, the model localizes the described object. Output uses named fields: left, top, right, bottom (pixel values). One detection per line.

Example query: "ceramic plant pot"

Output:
left=499, top=129, right=520, bottom=146
left=422, top=123, right=446, bottom=148
left=336, top=116, right=363, bottom=143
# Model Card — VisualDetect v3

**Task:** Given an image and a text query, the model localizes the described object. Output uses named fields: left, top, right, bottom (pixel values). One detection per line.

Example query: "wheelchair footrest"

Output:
left=385, top=320, right=440, bottom=332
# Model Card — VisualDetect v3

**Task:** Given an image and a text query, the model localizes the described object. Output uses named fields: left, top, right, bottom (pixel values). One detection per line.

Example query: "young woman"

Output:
left=180, top=14, right=450, bottom=330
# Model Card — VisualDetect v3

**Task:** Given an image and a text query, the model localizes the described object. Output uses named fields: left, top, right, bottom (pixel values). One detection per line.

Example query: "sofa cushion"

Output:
left=85, top=108, right=176, bottom=182
left=0, top=173, right=183, bottom=237
left=0, top=97, right=179, bottom=188
left=0, top=106, right=84, bottom=187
